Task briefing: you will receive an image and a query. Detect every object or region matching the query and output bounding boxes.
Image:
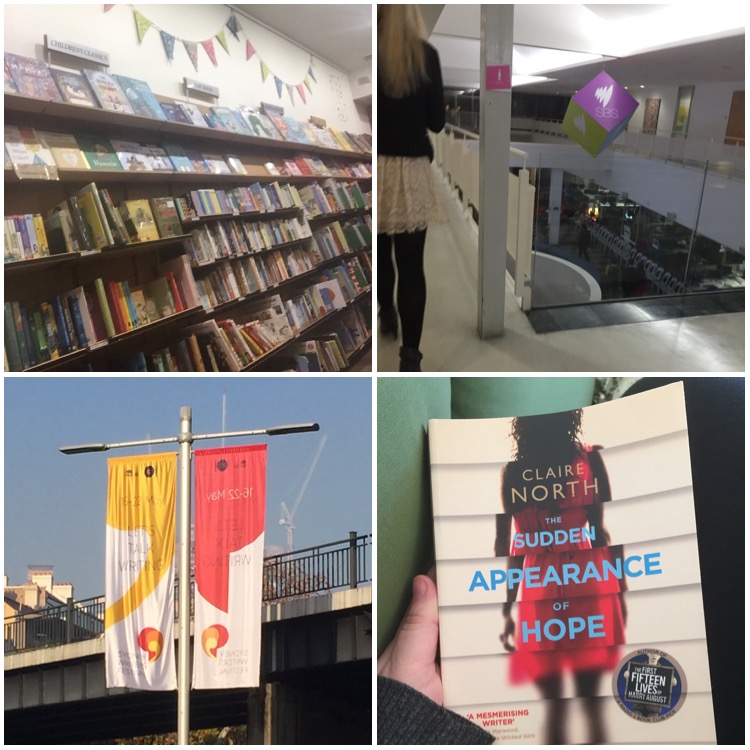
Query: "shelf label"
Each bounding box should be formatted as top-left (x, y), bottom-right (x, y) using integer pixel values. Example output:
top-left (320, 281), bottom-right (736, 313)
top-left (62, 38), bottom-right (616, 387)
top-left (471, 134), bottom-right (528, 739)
top-left (183, 78), bottom-right (220, 98)
top-left (45, 36), bottom-right (110, 66)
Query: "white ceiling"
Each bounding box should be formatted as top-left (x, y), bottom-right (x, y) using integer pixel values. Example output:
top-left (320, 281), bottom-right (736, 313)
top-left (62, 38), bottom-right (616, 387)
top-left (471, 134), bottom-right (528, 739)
top-left (230, 4), bottom-right (372, 74)
top-left (429, 4), bottom-right (745, 94)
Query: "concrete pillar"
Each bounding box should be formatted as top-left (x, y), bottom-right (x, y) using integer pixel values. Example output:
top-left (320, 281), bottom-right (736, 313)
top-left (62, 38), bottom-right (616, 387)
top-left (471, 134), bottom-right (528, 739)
top-left (246, 686), bottom-right (265, 744)
top-left (548, 169), bottom-right (564, 244)
top-left (478, 4), bottom-right (514, 338)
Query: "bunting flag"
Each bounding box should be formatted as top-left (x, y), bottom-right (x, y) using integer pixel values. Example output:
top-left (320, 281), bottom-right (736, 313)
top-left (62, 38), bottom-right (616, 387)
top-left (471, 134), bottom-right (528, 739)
top-left (105, 453), bottom-right (177, 690)
top-left (202, 39), bottom-right (218, 66)
top-left (304, 75), bottom-right (313, 95)
top-left (192, 445), bottom-right (267, 689)
top-left (226, 14), bottom-right (241, 41)
top-left (215, 29), bottom-right (230, 56)
top-left (104, 4), bottom-right (115, 12)
top-left (296, 83), bottom-right (307, 104)
top-left (134, 9), bottom-right (152, 44)
top-left (286, 84), bottom-right (295, 105)
top-left (260, 60), bottom-right (271, 83)
top-left (160, 30), bottom-right (176, 61)
top-left (274, 76), bottom-right (283, 99)
top-left (184, 40), bottom-right (199, 71)
top-left (246, 40), bottom-right (256, 61)
top-left (307, 65), bottom-right (317, 84)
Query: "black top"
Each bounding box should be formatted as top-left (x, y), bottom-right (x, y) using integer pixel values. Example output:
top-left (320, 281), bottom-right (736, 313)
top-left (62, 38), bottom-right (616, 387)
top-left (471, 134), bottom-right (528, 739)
top-left (377, 41), bottom-right (445, 159)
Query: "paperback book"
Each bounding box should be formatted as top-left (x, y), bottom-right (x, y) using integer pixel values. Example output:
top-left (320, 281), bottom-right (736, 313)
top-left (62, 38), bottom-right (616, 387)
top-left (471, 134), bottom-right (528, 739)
top-left (428, 383), bottom-right (716, 744)
top-left (82, 70), bottom-right (134, 114)
top-left (50, 68), bottom-right (97, 107)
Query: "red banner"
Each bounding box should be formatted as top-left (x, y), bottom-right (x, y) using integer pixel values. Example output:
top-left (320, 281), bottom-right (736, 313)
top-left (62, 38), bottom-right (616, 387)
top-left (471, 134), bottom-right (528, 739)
top-left (192, 445), bottom-right (267, 688)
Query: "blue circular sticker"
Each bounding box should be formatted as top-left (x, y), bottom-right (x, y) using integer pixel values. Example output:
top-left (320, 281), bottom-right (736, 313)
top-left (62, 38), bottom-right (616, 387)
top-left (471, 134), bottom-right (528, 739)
top-left (612, 648), bottom-right (687, 722)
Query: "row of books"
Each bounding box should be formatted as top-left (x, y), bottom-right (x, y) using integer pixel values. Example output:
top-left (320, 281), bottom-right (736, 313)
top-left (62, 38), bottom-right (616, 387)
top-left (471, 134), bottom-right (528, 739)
top-left (5, 52), bottom-right (371, 153)
top-left (297, 180), bottom-right (371, 220)
top-left (187, 215), bottom-right (311, 267)
top-left (4, 214), bottom-right (50, 261)
top-left (3, 255), bottom-right (198, 370)
top-left (4, 126), bottom-right (372, 182)
top-left (311, 218), bottom-right (372, 262)
top-left (174, 181), bottom-right (304, 222)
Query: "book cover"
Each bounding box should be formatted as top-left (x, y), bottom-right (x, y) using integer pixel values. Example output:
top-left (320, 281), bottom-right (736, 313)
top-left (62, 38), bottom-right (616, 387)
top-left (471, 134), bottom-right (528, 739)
top-left (4, 53), bottom-right (63, 102)
top-left (427, 383), bottom-right (716, 744)
top-left (49, 68), bottom-right (97, 107)
top-left (75, 182), bottom-right (112, 247)
top-left (36, 130), bottom-right (90, 171)
top-left (120, 199), bottom-right (160, 242)
top-left (237, 106), bottom-right (271, 138)
top-left (139, 144), bottom-right (174, 172)
top-left (149, 197), bottom-right (183, 238)
top-left (113, 75), bottom-right (167, 120)
top-left (75, 133), bottom-right (123, 171)
top-left (160, 101), bottom-right (192, 124)
top-left (109, 139), bottom-right (151, 171)
top-left (177, 101), bottom-right (208, 127)
top-left (4, 125), bottom-right (58, 179)
top-left (4, 59), bottom-right (18, 94)
top-left (82, 69), bottom-right (134, 113)
top-left (208, 107), bottom-right (252, 135)
top-left (201, 153), bottom-right (232, 175)
top-left (163, 142), bottom-right (193, 172)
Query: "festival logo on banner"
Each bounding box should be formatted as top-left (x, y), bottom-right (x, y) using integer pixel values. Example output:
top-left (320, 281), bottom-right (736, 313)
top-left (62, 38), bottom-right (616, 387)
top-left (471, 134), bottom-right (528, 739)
top-left (192, 445), bottom-right (267, 689)
top-left (105, 453), bottom-right (177, 690)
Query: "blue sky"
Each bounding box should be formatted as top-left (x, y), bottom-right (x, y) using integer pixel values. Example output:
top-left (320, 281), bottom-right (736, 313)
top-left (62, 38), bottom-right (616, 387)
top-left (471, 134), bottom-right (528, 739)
top-left (4, 376), bottom-right (372, 599)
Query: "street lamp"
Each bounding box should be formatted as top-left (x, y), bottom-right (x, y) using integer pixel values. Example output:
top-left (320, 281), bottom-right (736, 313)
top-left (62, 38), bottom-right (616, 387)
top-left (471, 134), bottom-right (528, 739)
top-left (60, 408), bottom-right (319, 745)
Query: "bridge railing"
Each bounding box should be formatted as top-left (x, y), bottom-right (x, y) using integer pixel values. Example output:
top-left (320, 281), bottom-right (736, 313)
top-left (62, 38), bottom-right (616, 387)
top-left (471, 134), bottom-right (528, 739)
top-left (4, 533), bottom-right (372, 655)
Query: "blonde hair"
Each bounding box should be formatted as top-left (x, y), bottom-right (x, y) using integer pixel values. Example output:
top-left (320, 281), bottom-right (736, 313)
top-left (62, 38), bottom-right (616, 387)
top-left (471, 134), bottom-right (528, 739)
top-left (378, 5), bottom-right (428, 99)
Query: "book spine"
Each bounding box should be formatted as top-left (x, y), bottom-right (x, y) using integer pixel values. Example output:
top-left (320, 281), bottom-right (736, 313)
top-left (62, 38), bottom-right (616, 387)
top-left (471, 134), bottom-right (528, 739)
top-left (94, 278), bottom-right (117, 338)
top-left (18, 304), bottom-right (38, 366)
top-left (4, 302), bottom-right (24, 372)
top-left (66, 293), bottom-right (89, 348)
top-left (10, 300), bottom-right (31, 370)
top-left (51, 295), bottom-right (73, 354)
top-left (68, 195), bottom-right (93, 250)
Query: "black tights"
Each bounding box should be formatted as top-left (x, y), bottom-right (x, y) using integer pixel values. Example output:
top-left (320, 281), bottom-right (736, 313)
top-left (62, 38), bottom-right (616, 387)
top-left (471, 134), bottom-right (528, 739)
top-left (377, 230), bottom-right (427, 350)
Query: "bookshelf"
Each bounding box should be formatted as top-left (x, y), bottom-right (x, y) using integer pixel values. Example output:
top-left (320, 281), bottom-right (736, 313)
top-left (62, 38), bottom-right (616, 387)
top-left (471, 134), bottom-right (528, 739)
top-left (4, 93), bottom-right (372, 372)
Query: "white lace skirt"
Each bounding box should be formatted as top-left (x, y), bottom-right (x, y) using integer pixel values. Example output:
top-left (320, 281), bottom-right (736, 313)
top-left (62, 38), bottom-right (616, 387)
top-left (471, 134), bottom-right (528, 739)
top-left (377, 155), bottom-right (447, 235)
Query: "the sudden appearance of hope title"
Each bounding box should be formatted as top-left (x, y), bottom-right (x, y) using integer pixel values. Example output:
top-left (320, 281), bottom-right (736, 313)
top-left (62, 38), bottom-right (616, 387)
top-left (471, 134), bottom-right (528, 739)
top-left (468, 459), bottom-right (662, 644)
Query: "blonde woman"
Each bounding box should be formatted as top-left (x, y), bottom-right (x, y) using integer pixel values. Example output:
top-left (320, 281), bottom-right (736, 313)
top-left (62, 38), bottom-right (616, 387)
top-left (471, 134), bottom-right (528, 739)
top-left (378, 5), bottom-right (446, 372)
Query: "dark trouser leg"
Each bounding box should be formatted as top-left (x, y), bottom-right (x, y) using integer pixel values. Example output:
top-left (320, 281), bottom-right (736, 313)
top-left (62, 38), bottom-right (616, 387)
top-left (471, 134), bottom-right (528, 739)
top-left (574, 670), bottom-right (605, 744)
top-left (393, 229), bottom-right (427, 350)
top-left (535, 673), bottom-right (567, 744)
top-left (377, 233), bottom-right (395, 312)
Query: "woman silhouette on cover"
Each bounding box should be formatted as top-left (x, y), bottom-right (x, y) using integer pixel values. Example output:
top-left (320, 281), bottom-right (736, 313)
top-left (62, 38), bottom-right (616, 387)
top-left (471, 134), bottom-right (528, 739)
top-left (495, 409), bottom-right (626, 744)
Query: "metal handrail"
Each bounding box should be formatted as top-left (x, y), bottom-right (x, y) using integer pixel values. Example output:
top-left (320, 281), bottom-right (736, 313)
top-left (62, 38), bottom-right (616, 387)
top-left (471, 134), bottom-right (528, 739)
top-left (4, 533), bottom-right (372, 655)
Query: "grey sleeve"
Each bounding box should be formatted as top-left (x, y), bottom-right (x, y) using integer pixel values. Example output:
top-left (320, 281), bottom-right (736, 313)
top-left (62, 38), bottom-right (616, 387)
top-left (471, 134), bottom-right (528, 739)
top-left (377, 676), bottom-right (495, 745)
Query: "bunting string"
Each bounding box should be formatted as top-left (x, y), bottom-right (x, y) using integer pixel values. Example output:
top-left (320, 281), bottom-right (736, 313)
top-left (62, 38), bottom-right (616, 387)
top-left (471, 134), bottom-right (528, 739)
top-left (117, 5), bottom-right (317, 103)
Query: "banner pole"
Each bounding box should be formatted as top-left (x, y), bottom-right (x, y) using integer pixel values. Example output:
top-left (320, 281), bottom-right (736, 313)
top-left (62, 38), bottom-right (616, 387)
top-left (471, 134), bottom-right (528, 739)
top-left (177, 406), bottom-right (193, 745)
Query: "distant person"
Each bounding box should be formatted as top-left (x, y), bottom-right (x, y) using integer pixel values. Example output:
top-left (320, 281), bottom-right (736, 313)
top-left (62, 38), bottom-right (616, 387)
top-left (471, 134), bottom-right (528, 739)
top-left (577, 219), bottom-right (591, 261)
top-left (377, 4), bottom-right (446, 372)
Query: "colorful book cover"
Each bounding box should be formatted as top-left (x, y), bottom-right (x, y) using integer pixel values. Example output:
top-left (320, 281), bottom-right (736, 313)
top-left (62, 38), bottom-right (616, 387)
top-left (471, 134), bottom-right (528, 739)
top-left (139, 144), bottom-right (173, 171)
top-left (113, 75), bottom-right (167, 120)
top-left (161, 101), bottom-right (192, 124)
top-left (4, 59), bottom-right (18, 93)
top-left (237, 106), bottom-right (271, 138)
top-left (110, 139), bottom-right (151, 171)
top-left (82, 69), bottom-right (134, 114)
top-left (182, 147), bottom-right (210, 174)
top-left (149, 197), bottom-right (183, 238)
top-left (75, 133), bottom-right (123, 171)
top-left (427, 383), bottom-right (716, 744)
top-left (120, 199), bottom-right (160, 242)
top-left (177, 102), bottom-right (208, 127)
top-left (209, 107), bottom-right (252, 135)
top-left (163, 142), bottom-right (193, 172)
top-left (49, 68), bottom-right (98, 107)
top-left (4, 53), bottom-right (63, 102)
top-left (4, 125), bottom-right (58, 179)
top-left (36, 130), bottom-right (90, 170)
top-left (201, 153), bottom-right (232, 175)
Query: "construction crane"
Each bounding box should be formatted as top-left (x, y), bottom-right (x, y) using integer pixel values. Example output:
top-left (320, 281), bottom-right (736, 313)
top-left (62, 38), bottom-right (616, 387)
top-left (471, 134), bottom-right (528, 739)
top-left (279, 435), bottom-right (327, 551)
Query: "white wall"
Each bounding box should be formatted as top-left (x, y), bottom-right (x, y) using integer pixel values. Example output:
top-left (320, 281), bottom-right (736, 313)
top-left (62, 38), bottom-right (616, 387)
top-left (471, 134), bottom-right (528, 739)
top-left (4, 4), bottom-right (369, 134)
top-left (629, 81), bottom-right (743, 141)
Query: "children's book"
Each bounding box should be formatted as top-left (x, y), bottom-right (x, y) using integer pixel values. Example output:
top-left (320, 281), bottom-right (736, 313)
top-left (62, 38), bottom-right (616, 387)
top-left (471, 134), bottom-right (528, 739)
top-left (50, 68), bottom-right (98, 107)
top-left (4, 53), bottom-right (63, 102)
top-left (427, 383), bottom-right (716, 744)
top-left (114, 75), bottom-right (167, 120)
top-left (82, 70), bottom-right (134, 114)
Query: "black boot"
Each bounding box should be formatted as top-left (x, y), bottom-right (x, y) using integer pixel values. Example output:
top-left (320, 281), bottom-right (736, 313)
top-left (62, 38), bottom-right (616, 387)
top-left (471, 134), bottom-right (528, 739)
top-left (379, 307), bottom-right (399, 340)
top-left (399, 346), bottom-right (423, 372)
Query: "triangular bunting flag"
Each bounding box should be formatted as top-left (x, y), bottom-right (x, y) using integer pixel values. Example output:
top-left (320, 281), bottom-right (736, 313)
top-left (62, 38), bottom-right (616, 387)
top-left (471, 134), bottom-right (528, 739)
top-left (215, 29), bottom-right (230, 56)
top-left (202, 39), bottom-right (218, 67)
top-left (104, 4), bottom-right (115, 12)
top-left (184, 41), bottom-right (199, 71)
top-left (304, 76), bottom-right (313, 94)
top-left (308, 65), bottom-right (317, 84)
top-left (246, 40), bottom-right (256, 61)
top-left (226, 14), bottom-right (241, 41)
top-left (286, 84), bottom-right (295, 105)
top-left (296, 83), bottom-right (307, 104)
top-left (161, 31), bottom-right (176, 61)
top-left (274, 76), bottom-right (283, 99)
top-left (260, 60), bottom-right (271, 83)
top-left (134, 9), bottom-right (152, 44)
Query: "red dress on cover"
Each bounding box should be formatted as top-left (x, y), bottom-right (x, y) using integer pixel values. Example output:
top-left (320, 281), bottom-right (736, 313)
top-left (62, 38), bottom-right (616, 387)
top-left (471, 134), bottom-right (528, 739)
top-left (506, 447), bottom-right (624, 682)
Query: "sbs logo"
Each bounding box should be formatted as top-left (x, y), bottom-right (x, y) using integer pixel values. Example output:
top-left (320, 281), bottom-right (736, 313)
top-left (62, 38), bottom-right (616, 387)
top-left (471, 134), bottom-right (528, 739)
top-left (594, 84), bottom-right (618, 119)
top-left (573, 114), bottom-right (586, 135)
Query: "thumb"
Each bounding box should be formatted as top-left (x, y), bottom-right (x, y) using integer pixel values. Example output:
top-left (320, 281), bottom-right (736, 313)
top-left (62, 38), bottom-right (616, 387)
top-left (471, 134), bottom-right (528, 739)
top-left (394, 574), bottom-right (439, 664)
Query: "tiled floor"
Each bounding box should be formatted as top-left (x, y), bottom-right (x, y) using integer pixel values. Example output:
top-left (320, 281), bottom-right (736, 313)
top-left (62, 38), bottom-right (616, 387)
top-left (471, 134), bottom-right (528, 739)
top-left (376, 175), bottom-right (745, 374)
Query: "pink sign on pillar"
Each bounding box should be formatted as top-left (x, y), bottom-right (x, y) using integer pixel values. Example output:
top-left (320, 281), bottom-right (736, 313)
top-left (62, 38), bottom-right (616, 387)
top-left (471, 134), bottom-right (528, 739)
top-left (486, 64), bottom-right (511, 90)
